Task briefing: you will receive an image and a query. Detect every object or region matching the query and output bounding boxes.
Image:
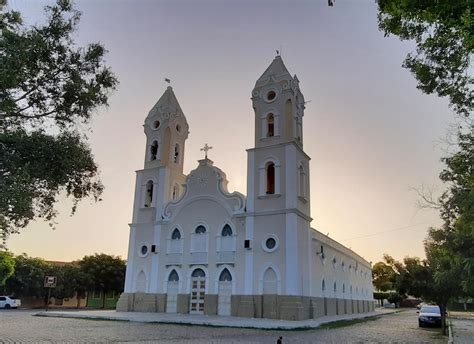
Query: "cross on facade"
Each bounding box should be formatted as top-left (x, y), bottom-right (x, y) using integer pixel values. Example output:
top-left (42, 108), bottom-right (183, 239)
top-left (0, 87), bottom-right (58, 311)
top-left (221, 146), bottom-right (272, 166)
top-left (200, 143), bottom-right (212, 159)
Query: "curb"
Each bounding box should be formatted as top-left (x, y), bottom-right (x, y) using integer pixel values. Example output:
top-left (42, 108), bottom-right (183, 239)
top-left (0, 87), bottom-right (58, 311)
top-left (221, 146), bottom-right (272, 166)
top-left (34, 309), bottom-right (398, 331)
top-left (448, 320), bottom-right (454, 344)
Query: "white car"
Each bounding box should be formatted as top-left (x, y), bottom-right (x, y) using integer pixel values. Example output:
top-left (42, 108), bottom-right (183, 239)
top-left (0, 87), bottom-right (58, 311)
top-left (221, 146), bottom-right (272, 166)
top-left (0, 296), bottom-right (21, 309)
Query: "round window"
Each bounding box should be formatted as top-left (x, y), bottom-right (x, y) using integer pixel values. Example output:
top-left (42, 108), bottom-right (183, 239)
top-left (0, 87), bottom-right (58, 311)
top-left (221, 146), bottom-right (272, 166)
top-left (153, 120), bottom-right (160, 129)
top-left (266, 238), bottom-right (276, 250)
top-left (140, 245), bottom-right (148, 256)
top-left (266, 90), bottom-right (276, 101)
top-left (262, 235), bottom-right (279, 252)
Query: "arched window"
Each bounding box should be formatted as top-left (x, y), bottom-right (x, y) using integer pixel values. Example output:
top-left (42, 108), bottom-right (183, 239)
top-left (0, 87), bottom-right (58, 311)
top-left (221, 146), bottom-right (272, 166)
top-left (322, 279), bottom-right (326, 291)
top-left (267, 114), bottom-right (274, 137)
top-left (333, 281), bottom-right (337, 292)
top-left (191, 268), bottom-right (205, 278)
top-left (343, 283), bottom-right (345, 293)
top-left (150, 141), bottom-right (158, 161)
top-left (171, 228), bottom-right (181, 240)
top-left (172, 184), bottom-right (179, 200)
top-left (298, 164), bottom-right (305, 197)
top-left (266, 162), bottom-right (275, 194)
top-left (221, 224), bottom-right (232, 237)
top-left (195, 225), bottom-right (206, 234)
top-left (350, 285), bottom-right (353, 294)
top-left (168, 269), bottom-right (179, 282)
top-left (219, 268), bottom-right (232, 281)
top-left (174, 144), bottom-right (180, 163)
top-left (145, 180), bottom-right (154, 207)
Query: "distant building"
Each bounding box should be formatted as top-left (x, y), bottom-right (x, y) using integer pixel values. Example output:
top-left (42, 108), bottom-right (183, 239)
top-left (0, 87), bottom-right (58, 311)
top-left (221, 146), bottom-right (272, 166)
top-left (117, 56), bottom-right (374, 320)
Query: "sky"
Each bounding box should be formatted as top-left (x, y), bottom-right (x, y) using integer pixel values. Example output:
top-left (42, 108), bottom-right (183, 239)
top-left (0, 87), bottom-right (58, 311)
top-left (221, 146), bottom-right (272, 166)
top-left (6, 0), bottom-right (455, 264)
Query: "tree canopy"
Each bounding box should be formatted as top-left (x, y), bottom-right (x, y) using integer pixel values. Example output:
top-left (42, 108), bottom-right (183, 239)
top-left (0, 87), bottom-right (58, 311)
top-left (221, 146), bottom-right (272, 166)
top-left (378, 0), bottom-right (473, 117)
top-left (372, 259), bottom-right (397, 292)
top-left (0, 0), bottom-right (117, 244)
top-left (79, 253), bottom-right (126, 295)
top-left (0, 251), bottom-right (15, 287)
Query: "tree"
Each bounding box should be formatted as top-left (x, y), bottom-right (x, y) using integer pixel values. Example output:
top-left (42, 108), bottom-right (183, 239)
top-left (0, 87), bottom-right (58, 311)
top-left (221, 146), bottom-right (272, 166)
top-left (388, 253), bottom-right (463, 335)
top-left (4, 254), bottom-right (52, 299)
top-left (372, 258), bottom-right (398, 307)
top-left (0, 0), bottom-right (118, 244)
top-left (432, 129), bottom-right (474, 295)
top-left (79, 253), bottom-right (126, 308)
top-left (0, 251), bottom-right (15, 288)
top-left (49, 263), bottom-right (88, 307)
top-left (373, 291), bottom-right (391, 308)
top-left (378, 0), bottom-right (473, 117)
top-left (372, 260), bottom-right (397, 292)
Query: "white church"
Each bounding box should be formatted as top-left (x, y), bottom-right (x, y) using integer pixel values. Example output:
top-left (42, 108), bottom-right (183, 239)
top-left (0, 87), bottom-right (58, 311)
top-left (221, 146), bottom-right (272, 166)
top-left (117, 56), bottom-right (375, 320)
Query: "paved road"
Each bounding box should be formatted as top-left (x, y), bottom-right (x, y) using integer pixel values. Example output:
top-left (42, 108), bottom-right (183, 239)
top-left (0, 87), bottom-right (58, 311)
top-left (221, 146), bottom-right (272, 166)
top-left (0, 309), bottom-right (445, 343)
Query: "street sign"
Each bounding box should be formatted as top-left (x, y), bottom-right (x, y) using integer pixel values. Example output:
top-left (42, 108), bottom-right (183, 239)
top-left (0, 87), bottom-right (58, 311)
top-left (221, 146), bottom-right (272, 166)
top-left (44, 276), bottom-right (57, 288)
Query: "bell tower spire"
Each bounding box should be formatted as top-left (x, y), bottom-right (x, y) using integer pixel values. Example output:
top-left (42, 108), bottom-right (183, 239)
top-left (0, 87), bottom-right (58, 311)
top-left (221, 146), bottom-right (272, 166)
top-left (144, 86), bottom-right (189, 171)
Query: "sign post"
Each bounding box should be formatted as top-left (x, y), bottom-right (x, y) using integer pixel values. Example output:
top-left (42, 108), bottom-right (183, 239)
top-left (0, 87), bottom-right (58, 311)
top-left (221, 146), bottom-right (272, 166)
top-left (44, 276), bottom-right (57, 312)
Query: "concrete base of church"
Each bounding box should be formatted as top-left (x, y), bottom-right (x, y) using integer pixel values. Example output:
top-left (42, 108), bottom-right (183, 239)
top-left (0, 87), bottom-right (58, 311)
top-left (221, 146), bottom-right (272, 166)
top-left (116, 293), bottom-right (166, 313)
top-left (117, 293), bottom-right (375, 321)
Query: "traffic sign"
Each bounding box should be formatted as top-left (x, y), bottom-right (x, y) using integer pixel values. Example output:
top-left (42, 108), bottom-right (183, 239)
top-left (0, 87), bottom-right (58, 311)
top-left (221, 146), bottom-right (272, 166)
top-left (44, 276), bottom-right (57, 288)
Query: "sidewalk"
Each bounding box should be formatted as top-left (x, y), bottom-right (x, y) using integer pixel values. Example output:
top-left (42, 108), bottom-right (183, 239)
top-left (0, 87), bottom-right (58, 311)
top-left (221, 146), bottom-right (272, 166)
top-left (451, 318), bottom-right (474, 344)
top-left (35, 308), bottom-right (397, 330)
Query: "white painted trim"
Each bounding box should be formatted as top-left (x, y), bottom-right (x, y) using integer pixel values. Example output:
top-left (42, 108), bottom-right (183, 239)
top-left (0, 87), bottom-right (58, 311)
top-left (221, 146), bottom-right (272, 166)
top-left (246, 151), bottom-right (255, 211)
top-left (285, 144), bottom-right (296, 208)
top-left (285, 213), bottom-right (298, 295)
top-left (258, 156), bottom-right (281, 196)
top-left (258, 264), bottom-right (282, 295)
top-left (261, 234), bottom-right (279, 253)
top-left (124, 225), bottom-right (136, 293)
top-left (134, 269), bottom-right (149, 293)
top-left (149, 224), bottom-right (161, 293)
top-left (187, 265), bottom-right (209, 294)
top-left (163, 267), bottom-right (183, 294)
top-left (244, 216), bottom-right (254, 295)
top-left (214, 265), bottom-right (236, 294)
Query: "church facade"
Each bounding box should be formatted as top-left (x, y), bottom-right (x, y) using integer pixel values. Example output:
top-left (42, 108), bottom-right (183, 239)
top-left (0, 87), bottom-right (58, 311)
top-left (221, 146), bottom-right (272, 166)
top-left (116, 56), bottom-right (375, 320)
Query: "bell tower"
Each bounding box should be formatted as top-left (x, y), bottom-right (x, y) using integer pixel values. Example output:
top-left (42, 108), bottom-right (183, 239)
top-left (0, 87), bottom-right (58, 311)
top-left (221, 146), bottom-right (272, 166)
top-left (123, 86), bottom-right (189, 293)
top-left (141, 86), bottom-right (189, 209)
top-left (247, 55), bottom-right (310, 215)
top-left (245, 55), bottom-right (312, 296)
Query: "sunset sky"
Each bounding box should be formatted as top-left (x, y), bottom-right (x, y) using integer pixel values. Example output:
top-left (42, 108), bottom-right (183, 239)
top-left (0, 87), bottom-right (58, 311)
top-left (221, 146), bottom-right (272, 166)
top-left (7, 0), bottom-right (455, 264)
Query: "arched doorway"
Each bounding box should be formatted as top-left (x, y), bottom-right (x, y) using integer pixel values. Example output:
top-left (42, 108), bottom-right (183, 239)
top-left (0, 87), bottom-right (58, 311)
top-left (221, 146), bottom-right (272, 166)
top-left (190, 268), bottom-right (206, 314)
top-left (166, 270), bottom-right (179, 313)
top-left (218, 268), bottom-right (232, 316)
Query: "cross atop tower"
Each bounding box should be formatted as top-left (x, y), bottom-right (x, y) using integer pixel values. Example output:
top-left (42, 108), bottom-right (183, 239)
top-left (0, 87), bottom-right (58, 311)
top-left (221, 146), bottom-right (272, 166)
top-left (200, 143), bottom-right (213, 159)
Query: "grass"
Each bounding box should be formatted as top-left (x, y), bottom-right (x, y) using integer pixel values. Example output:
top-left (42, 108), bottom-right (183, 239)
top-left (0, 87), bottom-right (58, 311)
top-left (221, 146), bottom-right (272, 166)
top-left (318, 315), bottom-right (380, 330)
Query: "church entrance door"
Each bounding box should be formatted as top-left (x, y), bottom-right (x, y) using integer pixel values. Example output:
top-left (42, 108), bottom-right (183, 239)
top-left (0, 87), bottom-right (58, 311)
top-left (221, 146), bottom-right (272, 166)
top-left (166, 270), bottom-right (179, 313)
top-left (190, 269), bottom-right (206, 314)
top-left (217, 268), bottom-right (232, 316)
top-left (166, 281), bottom-right (179, 313)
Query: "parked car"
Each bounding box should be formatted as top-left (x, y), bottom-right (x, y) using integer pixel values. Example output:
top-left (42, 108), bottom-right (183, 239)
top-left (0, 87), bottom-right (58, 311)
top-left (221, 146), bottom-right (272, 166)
top-left (418, 305), bottom-right (442, 327)
top-left (0, 296), bottom-right (21, 309)
top-left (416, 302), bottom-right (426, 310)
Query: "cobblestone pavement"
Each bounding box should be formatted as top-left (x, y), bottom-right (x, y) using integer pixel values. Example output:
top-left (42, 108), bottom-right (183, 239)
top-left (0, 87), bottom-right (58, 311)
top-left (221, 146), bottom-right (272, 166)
top-left (0, 309), bottom-right (445, 343)
top-left (451, 318), bottom-right (474, 344)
